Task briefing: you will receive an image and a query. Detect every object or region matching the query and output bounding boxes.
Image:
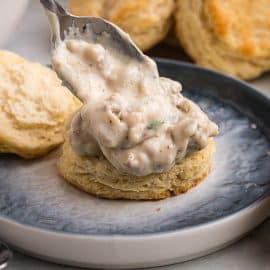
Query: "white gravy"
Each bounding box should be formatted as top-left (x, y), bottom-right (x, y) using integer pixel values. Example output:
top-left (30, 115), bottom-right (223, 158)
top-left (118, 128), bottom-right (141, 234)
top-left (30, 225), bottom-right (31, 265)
top-left (52, 39), bottom-right (218, 176)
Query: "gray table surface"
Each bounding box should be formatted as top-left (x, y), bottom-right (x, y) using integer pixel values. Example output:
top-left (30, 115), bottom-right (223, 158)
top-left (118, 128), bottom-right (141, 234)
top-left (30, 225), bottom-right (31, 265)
top-left (3, 1), bottom-right (270, 269)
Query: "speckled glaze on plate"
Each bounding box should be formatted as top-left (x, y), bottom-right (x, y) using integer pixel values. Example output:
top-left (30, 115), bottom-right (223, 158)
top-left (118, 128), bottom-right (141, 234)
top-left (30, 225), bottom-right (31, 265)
top-left (0, 59), bottom-right (270, 269)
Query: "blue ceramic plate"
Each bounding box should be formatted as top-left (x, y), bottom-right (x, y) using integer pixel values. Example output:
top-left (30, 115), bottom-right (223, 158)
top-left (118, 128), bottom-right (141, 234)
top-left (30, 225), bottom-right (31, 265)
top-left (0, 59), bottom-right (269, 269)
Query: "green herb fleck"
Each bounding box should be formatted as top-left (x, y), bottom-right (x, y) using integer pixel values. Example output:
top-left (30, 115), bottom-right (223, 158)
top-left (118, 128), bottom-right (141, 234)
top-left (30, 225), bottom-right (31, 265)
top-left (147, 120), bottom-right (164, 130)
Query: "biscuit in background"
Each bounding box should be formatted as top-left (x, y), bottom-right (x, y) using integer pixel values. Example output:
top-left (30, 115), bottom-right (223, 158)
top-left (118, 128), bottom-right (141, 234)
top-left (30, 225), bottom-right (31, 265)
top-left (69, 0), bottom-right (175, 51)
top-left (0, 50), bottom-right (81, 158)
top-left (175, 0), bottom-right (270, 79)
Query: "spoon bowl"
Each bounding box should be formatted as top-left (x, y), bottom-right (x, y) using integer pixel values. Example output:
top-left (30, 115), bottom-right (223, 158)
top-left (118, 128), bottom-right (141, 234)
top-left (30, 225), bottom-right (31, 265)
top-left (40, 0), bottom-right (144, 61)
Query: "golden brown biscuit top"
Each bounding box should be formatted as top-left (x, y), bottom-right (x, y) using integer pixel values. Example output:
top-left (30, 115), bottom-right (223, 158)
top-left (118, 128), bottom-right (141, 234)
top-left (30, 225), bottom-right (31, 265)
top-left (0, 50), bottom-right (80, 128)
top-left (69, 0), bottom-right (173, 30)
top-left (69, 0), bottom-right (174, 50)
top-left (204, 0), bottom-right (270, 58)
top-left (69, 0), bottom-right (105, 17)
top-left (103, 0), bottom-right (172, 33)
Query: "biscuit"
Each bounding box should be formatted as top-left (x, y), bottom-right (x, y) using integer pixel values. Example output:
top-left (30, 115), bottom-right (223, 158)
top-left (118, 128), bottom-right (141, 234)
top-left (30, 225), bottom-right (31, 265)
top-left (69, 0), bottom-right (175, 51)
top-left (58, 137), bottom-right (215, 200)
top-left (175, 0), bottom-right (270, 79)
top-left (0, 50), bottom-right (81, 158)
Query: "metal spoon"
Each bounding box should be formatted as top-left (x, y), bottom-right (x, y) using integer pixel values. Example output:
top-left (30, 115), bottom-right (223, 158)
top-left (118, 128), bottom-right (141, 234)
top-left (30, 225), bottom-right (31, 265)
top-left (40, 0), bottom-right (144, 60)
top-left (0, 242), bottom-right (12, 269)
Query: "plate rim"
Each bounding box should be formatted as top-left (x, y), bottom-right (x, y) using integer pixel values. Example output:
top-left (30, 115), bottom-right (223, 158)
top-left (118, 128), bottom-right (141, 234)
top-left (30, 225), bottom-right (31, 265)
top-left (154, 57), bottom-right (270, 104)
top-left (0, 192), bottom-right (269, 239)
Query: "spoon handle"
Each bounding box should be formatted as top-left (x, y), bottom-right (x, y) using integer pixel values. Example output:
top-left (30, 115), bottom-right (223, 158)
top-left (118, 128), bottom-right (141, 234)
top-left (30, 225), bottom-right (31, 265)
top-left (0, 242), bottom-right (12, 269)
top-left (40, 0), bottom-right (67, 15)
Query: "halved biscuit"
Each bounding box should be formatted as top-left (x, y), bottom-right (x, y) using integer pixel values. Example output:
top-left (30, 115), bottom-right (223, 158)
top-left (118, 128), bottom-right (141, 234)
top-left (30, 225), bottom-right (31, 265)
top-left (0, 50), bottom-right (82, 158)
top-left (58, 138), bottom-right (215, 200)
top-left (175, 0), bottom-right (270, 79)
top-left (69, 0), bottom-right (175, 51)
